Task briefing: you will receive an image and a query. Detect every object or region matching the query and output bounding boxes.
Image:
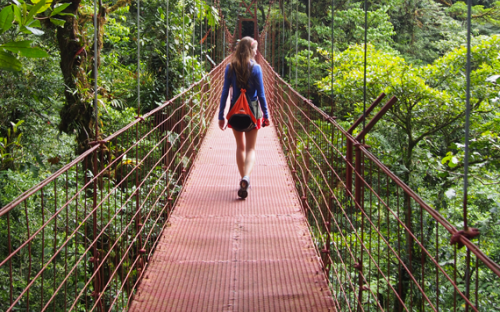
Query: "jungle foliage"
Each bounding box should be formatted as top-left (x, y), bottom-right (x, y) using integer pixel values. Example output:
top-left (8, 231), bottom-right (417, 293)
top-left (262, 0), bottom-right (500, 310)
top-left (1, 0), bottom-right (500, 310)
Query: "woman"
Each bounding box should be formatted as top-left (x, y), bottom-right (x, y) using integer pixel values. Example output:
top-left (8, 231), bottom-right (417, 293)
top-left (218, 37), bottom-right (270, 199)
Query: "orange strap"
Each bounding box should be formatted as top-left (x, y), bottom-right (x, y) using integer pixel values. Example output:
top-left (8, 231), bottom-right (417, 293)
top-left (226, 89), bottom-right (258, 124)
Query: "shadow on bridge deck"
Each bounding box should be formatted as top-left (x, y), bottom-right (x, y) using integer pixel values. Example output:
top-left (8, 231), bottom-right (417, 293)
top-left (129, 112), bottom-right (335, 311)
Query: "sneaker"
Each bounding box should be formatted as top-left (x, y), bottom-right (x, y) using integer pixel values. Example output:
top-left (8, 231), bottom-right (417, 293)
top-left (238, 176), bottom-right (250, 199)
top-left (240, 176), bottom-right (250, 189)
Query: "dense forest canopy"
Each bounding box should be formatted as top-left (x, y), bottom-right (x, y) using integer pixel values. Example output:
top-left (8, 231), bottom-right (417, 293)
top-left (1, 0), bottom-right (500, 309)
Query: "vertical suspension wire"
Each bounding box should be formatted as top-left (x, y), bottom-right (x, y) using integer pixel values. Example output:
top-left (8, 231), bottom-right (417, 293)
top-left (271, 8), bottom-right (274, 68)
top-left (463, 0), bottom-right (472, 231)
top-left (331, 0), bottom-right (334, 116)
top-left (93, 0), bottom-right (98, 135)
top-left (288, 0), bottom-right (291, 81)
top-left (277, 0), bottom-right (280, 75)
top-left (265, 32), bottom-right (267, 58)
top-left (182, 0), bottom-right (185, 88)
top-left (200, 0), bottom-right (203, 69)
top-left (222, 4), bottom-right (225, 60)
top-left (134, 0), bottom-right (142, 301)
top-left (295, 0), bottom-right (298, 88)
top-left (92, 0), bottom-right (99, 304)
top-left (192, 4), bottom-right (195, 73)
top-left (307, 0), bottom-right (310, 98)
top-left (464, 0), bottom-right (473, 309)
top-left (282, 0), bottom-right (285, 78)
top-left (362, 0), bottom-right (368, 130)
top-left (166, 0), bottom-right (170, 99)
top-left (210, 0), bottom-right (214, 62)
top-left (137, 0), bottom-right (141, 115)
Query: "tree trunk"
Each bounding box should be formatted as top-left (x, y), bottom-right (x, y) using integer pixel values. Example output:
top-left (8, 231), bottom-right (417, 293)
top-left (57, 0), bottom-right (106, 154)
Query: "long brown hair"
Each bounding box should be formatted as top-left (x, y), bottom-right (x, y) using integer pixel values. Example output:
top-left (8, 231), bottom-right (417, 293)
top-left (229, 36), bottom-right (256, 88)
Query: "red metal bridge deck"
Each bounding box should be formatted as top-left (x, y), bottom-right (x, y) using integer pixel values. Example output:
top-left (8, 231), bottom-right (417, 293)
top-left (129, 113), bottom-right (335, 311)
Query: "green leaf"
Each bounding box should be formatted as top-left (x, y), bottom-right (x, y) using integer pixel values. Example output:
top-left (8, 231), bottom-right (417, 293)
top-left (53, 12), bottom-right (74, 17)
top-left (22, 47), bottom-right (48, 58)
top-left (1, 41), bottom-right (49, 58)
top-left (25, 26), bottom-right (44, 35)
top-left (28, 19), bottom-right (41, 27)
top-left (50, 2), bottom-right (70, 16)
top-left (26, 0), bottom-right (45, 23)
top-left (2, 40), bottom-right (31, 48)
top-left (0, 51), bottom-right (22, 72)
top-left (31, 0), bottom-right (52, 14)
top-left (0, 5), bottom-right (15, 33)
top-left (49, 18), bottom-right (65, 27)
top-left (13, 4), bottom-right (22, 24)
top-left (22, 2), bottom-right (27, 23)
top-left (449, 156), bottom-right (459, 168)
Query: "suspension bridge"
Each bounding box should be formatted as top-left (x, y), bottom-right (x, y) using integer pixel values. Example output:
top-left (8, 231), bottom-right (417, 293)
top-left (1, 0), bottom-right (499, 311)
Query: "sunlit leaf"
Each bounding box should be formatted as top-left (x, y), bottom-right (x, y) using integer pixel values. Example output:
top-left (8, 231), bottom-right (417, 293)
top-left (26, 0), bottom-right (45, 23)
top-left (25, 26), bottom-right (44, 35)
top-left (31, 0), bottom-right (52, 13)
top-left (486, 75), bottom-right (500, 83)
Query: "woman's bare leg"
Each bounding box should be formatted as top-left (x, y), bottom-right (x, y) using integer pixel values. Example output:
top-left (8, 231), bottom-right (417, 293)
top-left (232, 129), bottom-right (246, 178)
top-left (243, 129), bottom-right (258, 177)
top-left (232, 128), bottom-right (259, 178)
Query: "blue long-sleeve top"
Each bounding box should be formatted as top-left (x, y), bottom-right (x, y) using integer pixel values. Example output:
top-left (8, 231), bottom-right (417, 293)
top-left (219, 62), bottom-right (269, 121)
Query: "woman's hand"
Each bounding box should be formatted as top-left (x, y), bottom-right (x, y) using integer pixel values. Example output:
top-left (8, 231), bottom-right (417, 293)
top-left (262, 118), bottom-right (271, 127)
top-left (219, 119), bottom-right (227, 130)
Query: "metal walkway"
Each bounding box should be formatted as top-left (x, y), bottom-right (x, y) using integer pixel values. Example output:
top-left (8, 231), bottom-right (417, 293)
top-left (129, 113), bottom-right (335, 311)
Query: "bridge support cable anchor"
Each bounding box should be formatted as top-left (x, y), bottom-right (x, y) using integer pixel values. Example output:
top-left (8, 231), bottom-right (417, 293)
top-left (347, 93), bottom-right (386, 135)
top-left (345, 95), bottom-right (397, 201)
top-left (450, 228), bottom-right (480, 249)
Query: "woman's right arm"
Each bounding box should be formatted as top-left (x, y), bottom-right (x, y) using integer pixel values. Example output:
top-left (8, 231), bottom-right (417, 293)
top-left (219, 65), bottom-right (231, 121)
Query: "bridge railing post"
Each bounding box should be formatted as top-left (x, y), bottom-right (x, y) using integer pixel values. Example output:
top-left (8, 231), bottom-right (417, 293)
top-left (346, 140), bottom-right (353, 202)
top-left (303, 146), bottom-right (310, 218)
top-left (321, 196), bottom-right (333, 280)
top-left (354, 142), bottom-right (366, 312)
top-left (346, 93), bottom-right (387, 205)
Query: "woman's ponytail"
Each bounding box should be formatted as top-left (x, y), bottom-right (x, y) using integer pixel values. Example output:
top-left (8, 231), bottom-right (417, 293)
top-left (229, 37), bottom-right (256, 89)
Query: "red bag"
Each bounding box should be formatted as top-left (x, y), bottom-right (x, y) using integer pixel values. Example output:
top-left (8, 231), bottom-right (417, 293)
top-left (226, 89), bottom-right (259, 132)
